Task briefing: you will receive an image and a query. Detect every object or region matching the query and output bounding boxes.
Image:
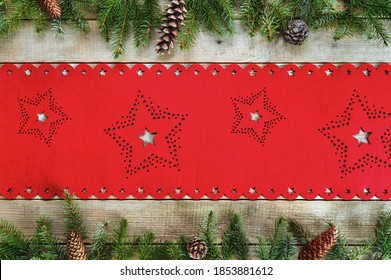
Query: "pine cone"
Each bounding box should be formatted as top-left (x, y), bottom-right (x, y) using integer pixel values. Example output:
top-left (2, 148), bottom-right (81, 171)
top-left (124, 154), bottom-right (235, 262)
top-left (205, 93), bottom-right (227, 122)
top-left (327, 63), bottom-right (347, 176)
top-left (156, 0), bottom-right (187, 54)
top-left (187, 237), bottom-right (207, 260)
top-left (284, 19), bottom-right (309, 45)
top-left (41, 0), bottom-right (62, 19)
top-left (298, 226), bottom-right (337, 260)
top-left (67, 231), bottom-right (88, 260)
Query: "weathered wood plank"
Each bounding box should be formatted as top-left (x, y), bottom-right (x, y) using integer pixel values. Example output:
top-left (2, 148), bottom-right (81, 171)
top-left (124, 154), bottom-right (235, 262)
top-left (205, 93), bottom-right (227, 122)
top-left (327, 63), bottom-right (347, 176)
top-left (0, 21), bottom-right (391, 63)
top-left (0, 200), bottom-right (389, 244)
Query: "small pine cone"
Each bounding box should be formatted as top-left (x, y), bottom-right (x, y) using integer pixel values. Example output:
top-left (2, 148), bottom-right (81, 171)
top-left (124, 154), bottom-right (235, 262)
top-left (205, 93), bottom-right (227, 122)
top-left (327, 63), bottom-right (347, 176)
top-left (156, 0), bottom-right (187, 54)
top-left (284, 19), bottom-right (309, 45)
top-left (41, 0), bottom-right (62, 19)
top-left (187, 237), bottom-right (207, 260)
top-left (298, 226), bottom-right (337, 260)
top-left (67, 231), bottom-right (88, 260)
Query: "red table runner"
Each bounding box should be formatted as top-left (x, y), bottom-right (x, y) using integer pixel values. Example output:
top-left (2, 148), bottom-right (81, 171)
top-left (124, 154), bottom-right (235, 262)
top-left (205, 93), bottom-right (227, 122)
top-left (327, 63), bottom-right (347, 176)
top-left (1, 64), bottom-right (391, 200)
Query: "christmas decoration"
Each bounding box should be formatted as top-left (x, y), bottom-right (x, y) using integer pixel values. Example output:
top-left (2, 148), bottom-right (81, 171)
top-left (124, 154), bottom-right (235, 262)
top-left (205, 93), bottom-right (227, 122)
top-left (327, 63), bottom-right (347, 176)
top-left (67, 230), bottom-right (88, 260)
top-left (187, 237), bottom-right (207, 260)
top-left (1, 195), bottom-right (390, 260)
top-left (284, 19), bottom-right (309, 45)
top-left (298, 226), bottom-right (338, 260)
top-left (41, 0), bottom-right (62, 19)
top-left (1, 64), bottom-right (391, 200)
top-left (1, 1), bottom-right (391, 57)
top-left (156, 0), bottom-right (187, 54)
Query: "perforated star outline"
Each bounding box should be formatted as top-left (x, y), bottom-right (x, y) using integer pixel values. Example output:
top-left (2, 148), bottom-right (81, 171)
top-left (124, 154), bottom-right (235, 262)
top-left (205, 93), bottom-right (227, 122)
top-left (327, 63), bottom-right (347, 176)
top-left (17, 88), bottom-right (71, 146)
top-left (104, 93), bottom-right (188, 177)
top-left (319, 91), bottom-right (391, 178)
top-left (231, 88), bottom-right (285, 145)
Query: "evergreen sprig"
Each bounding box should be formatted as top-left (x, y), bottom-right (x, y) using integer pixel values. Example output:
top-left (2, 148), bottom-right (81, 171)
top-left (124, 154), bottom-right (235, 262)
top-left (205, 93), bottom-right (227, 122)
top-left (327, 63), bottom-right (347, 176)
top-left (371, 210), bottom-right (391, 259)
top-left (112, 217), bottom-right (133, 260)
top-left (256, 216), bottom-right (296, 260)
top-left (31, 216), bottom-right (65, 260)
top-left (90, 220), bottom-right (112, 260)
top-left (287, 218), bottom-right (312, 244)
top-left (133, 0), bottom-right (161, 48)
top-left (0, 0), bottom-right (91, 38)
top-left (62, 191), bottom-right (87, 241)
top-left (165, 234), bottom-right (190, 260)
top-left (221, 213), bottom-right (250, 260)
top-left (178, 0), bottom-right (235, 50)
top-left (0, 219), bottom-right (32, 259)
top-left (199, 210), bottom-right (221, 260)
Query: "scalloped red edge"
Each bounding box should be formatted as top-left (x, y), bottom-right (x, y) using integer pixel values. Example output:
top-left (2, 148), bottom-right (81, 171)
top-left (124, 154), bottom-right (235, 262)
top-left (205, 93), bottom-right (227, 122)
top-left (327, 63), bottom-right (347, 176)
top-left (1, 63), bottom-right (391, 200)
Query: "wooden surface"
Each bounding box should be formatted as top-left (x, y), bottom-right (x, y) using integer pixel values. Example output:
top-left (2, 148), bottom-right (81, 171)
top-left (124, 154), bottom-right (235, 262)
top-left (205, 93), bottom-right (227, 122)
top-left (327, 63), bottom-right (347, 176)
top-left (0, 21), bottom-right (391, 63)
top-left (0, 20), bottom-right (391, 249)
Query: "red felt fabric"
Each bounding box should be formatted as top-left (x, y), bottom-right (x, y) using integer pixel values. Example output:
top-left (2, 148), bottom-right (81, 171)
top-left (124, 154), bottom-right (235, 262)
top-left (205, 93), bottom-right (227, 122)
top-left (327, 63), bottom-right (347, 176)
top-left (0, 64), bottom-right (390, 200)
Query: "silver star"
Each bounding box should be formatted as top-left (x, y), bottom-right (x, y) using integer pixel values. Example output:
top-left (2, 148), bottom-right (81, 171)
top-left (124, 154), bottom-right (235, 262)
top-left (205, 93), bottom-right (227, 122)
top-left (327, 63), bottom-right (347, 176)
top-left (37, 112), bottom-right (48, 123)
top-left (139, 128), bottom-right (156, 147)
top-left (353, 127), bottom-right (372, 146)
top-left (250, 111), bottom-right (262, 123)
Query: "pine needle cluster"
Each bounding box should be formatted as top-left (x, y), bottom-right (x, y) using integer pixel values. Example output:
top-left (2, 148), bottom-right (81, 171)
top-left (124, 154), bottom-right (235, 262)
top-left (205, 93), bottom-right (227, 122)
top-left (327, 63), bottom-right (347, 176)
top-left (177, 0), bottom-right (235, 50)
top-left (96, 0), bottom-right (161, 58)
top-left (256, 216), bottom-right (296, 260)
top-left (0, 0), bottom-right (92, 38)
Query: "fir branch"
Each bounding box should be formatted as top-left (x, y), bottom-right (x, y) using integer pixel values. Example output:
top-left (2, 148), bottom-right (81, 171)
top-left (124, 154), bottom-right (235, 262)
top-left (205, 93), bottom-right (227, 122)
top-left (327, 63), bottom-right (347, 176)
top-left (31, 216), bottom-right (65, 260)
top-left (90, 220), bottom-right (112, 260)
top-left (136, 231), bottom-right (168, 260)
top-left (96, 0), bottom-right (117, 41)
top-left (62, 191), bottom-right (87, 240)
top-left (29, 3), bottom-right (50, 34)
top-left (240, 0), bottom-right (266, 37)
top-left (0, 0), bottom-right (30, 37)
top-left (256, 216), bottom-right (294, 260)
top-left (371, 210), bottom-right (391, 260)
top-left (349, 234), bottom-right (375, 260)
top-left (133, 0), bottom-right (161, 48)
top-left (200, 211), bottom-right (220, 260)
top-left (255, 236), bottom-right (269, 260)
top-left (112, 218), bottom-right (133, 260)
top-left (165, 241), bottom-right (183, 260)
top-left (268, 216), bottom-right (288, 259)
top-left (60, 0), bottom-right (90, 33)
top-left (287, 218), bottom-right (312, 244)
top-left (165, 234), bottom-right (191, 260)
top-left (178, 9), bottom-right (199, 50)
top-left (51, 18), bottom-right (65, 35)
top-left (0, 219), bottom-right (31, 259)
top-left (221, 213), bottom-right (249, 260)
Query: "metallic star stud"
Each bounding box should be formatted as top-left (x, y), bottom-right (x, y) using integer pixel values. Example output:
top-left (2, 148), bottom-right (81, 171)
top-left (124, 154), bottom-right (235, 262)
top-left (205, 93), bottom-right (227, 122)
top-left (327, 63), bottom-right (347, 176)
top-left (139, 128), bottom-right (156, 147)
top-left (250, 111), bottom-right (262, 123)
top-left (37, 112), bottom-right (48, 123)
top-left (353, 127), bottom-right (372, 146)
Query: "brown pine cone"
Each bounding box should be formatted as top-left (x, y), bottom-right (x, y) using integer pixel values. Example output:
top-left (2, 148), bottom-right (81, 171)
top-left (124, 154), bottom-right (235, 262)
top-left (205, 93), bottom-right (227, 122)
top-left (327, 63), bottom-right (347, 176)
top-left (187, 236), bottom-right (207, 260)
top-left (41, 0), bottom-right (62, 19)
top-left (298, 226), bottom-right (337, 260)
top-left (156, 0), bottom-right (187, 54)
top-left (67, 230), bottom-right (88, 260)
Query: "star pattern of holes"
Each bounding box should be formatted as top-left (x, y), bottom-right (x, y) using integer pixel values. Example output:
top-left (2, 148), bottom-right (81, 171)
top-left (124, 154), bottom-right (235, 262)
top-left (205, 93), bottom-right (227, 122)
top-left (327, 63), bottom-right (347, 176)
top-left (104, 93), bottom-right (188, 177)
top-left (17, 88), bottom-right (71, 146)
top-left (231, 88), bottom-right (285, 146)
top-left (318, 91), bottom-right (391, 178)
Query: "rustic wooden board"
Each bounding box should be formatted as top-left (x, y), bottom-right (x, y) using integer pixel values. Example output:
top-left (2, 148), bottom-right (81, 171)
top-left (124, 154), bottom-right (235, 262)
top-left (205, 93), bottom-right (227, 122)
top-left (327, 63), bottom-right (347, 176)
top-left (0, 200), bottom-right (388, 244)
top-left (0, 21), bottom-right (391, 63)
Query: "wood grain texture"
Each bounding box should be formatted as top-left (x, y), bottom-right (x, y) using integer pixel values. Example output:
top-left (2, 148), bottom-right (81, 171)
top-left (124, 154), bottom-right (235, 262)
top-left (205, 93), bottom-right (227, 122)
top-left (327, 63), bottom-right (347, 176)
top-left (0, 21), bottom-right (391, 63)
top-left (0, 200), bottom-right (389, 244)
